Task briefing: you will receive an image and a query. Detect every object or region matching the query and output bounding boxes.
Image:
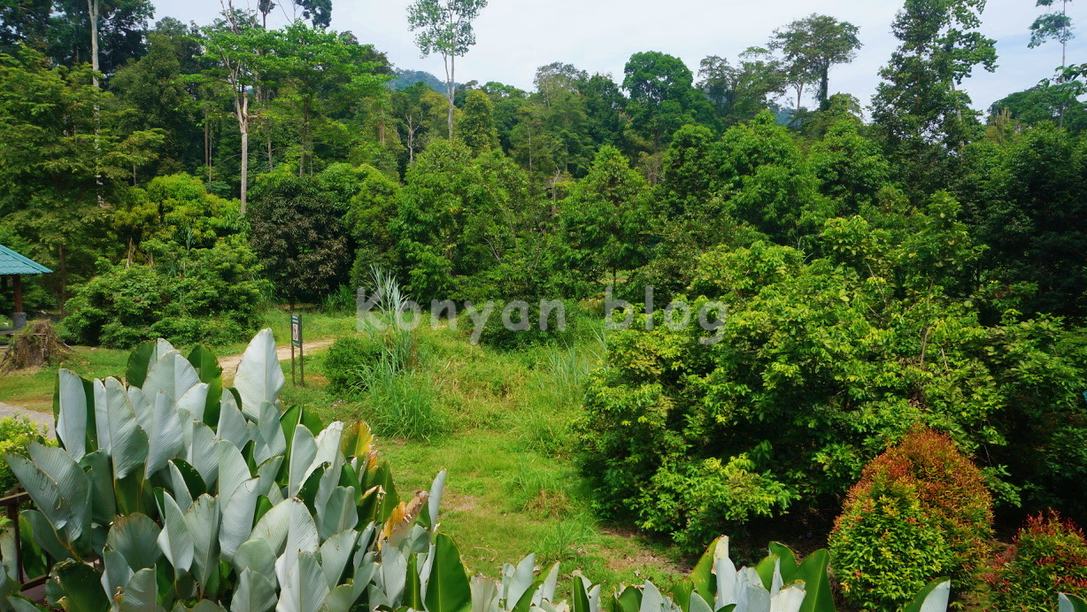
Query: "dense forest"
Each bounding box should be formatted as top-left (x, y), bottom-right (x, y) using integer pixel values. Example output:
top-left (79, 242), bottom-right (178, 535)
top-left (1, 0), bottom-right (1087, 608)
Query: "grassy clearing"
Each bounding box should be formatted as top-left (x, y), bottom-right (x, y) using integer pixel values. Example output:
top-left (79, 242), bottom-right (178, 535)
top-left (1, 307), bottom-right (687, 590)
top-left (283, 322), bottom-right (688, 592)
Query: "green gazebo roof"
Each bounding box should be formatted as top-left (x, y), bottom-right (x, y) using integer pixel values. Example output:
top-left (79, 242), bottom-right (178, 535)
top-left (0, 244), bottom-right (51, 276)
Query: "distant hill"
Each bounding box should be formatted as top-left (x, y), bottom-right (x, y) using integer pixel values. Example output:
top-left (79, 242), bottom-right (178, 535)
top-left (390, 69), bottom-right (449, 93)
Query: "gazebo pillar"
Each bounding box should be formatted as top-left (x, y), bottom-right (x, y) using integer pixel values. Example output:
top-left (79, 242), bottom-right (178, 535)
top-left (12, 275), bottom-right (25, 330)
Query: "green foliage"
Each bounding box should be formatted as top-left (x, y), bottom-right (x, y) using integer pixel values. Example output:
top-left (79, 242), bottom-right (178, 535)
top-left (957, 123), bottom-right (1087, 317)
top-left (62, 236), bottom-right (270, 347)
top-left (0, 417), bottom-right (49, 493)
top-left (364, 369), bottom-right (446, 441)
top-left (559, 145), bottom-right (651, 290)
top-left (459, 89), bottom-right (500, 155)
top-left (248, 167), bottom-right (354, 305)
top-left (830, 474), bottom-right (955, 610)
top-left (872, 0), bottom-right (997, 195)
top-left (580, 196), bottom-right (1087, 549)
top-left (989, 512), bottom-right (1087, 611)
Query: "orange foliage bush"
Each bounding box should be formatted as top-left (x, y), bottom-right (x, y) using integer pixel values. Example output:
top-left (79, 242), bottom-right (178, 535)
top-left (855, 428), bottom-right (994, 577)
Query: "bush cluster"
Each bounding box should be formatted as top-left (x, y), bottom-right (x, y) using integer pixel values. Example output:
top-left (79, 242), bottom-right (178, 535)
top-left (988, 512), bottom-right (1087, 610)
top-left (62, 237), bottom-right (270, 348)
top-left (828, 430), bottom-right (993, 609)
top-left (0, 417), bottom-right (49, 493)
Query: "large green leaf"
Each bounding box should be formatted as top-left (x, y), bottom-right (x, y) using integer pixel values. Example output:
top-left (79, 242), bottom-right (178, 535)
top-left (316, 486), bottom-right (357, 541)
top-left (572, 578), bottom-right (592, 612)
top-left (101, 549), bottom-right (133, 603)
top-left (318, 529), bottom-right (358, 589)
top-left (253, 402), bottom-right (286, 465)
top-left (274, 499), bottom-right (320, 589)
top-left (794, 550), bottom-right (833, 612)
top-left (902, 579), bottom-right (949, 612)
top-left (106, 381), bottom-right (148, 481)
top-left (80, 450), bottom-right (116, 524)
top-left (249, 497), bottom-right (294, 556)
top-left (1061, 593), bottom-right (1087, 612)
top-left (216, 393), bottom-right (250, 449)
top-left (219, 477), bottom-right (260, 561)
top-left (106, 514), bottom-right (162, 571)
top-left (55, 559), bottom-right (109, 612)
top-left (424, 534), bottom-right (472, 612)
top-left (231, 568), bottom-right (276, 612)
top-left (143, 351), bottom-right (201, 405)
top-left (187, 346), bottom-right (223, 385)
top-left (56, 369), bottom-right (88, 460)
top-left (184, 495), bottom-right (221, 590)
top-left (233, 329), bottom-right (285, 419)
top-left (233, 538), bottom-right (276, 577)
top-left (287, 424), bottom-right (317, 498)
top-left (22, 509), bottom-right (71, 562)
top-left (126, 339), bottom-right (174, 388)
top-left (613, 586), bottom-right (641, 612)
top-left (157, 493), bottom-right (194, 574)
top-left (8, 443), bottom-right (89, 541)
top-left (144, 393), bottom-right (184, 478)
top-left (278, 551), bottom-right (329, 612)
top-left (117, 567), bottom-right (158, 611)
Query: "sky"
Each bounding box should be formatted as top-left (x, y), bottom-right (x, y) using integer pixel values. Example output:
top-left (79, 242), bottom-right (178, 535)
top-left (152, 0), bottom-right (1085, 112)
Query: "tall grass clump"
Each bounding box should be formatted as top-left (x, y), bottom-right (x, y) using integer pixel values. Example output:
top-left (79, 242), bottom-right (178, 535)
top-left (326, 267), bottom-right (445, 440)
top-left (364, 369), bottom-right (446, 441)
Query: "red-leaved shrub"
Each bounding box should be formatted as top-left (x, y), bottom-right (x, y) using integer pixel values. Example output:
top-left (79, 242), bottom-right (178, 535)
top-left (988, 511), bottom-right (1087, 611)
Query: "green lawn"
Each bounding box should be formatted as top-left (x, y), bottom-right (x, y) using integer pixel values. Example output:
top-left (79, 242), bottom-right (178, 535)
top-left (282, 322), bottom-right (688, 592)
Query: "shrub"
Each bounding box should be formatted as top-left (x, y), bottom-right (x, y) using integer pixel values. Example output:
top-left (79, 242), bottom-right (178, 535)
top-left (63, 237), bottom-right (269, 348)
top-left (0, 417), bottom-right (49, 493)
top-left (988, 512), bottom-right (1087, 610)
top-left (830, 473), bottom-right (956, 610)
top-left (324, 334), bottom-right (390, 393)
top-left (863, 429), bottom-right (994, 581)
top-left (473, 299), bottom-right (578, 350)
top-left (829, 429), bottom-right (994, 608)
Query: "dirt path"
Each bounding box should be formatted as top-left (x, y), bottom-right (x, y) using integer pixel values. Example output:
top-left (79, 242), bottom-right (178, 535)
top-left (0, 400), bottom-right (54, 436)
top-left (218, 338), bottom-right (336, 377)
top-left (0, 338), bottom-right (338, 432)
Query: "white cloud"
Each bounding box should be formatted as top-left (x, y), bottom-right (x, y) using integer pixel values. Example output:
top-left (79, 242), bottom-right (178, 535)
top-left (154, 0), bottom-right (1085, 110)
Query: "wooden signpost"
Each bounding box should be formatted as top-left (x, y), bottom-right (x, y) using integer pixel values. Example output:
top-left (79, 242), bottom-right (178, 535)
top-left (290, 314), bottom-right (304, 386)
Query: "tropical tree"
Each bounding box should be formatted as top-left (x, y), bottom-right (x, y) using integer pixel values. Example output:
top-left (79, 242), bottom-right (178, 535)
top-left (769, 14), bottom-right (861, 110)
top-left (202, 10), bottom-right (267, 214)
top-left (871, 0), bottom-right (997, 196)
top-left (1030, 0), bottom-right (1075, 68)
top-left (407, 0), bottom-right (488, 139)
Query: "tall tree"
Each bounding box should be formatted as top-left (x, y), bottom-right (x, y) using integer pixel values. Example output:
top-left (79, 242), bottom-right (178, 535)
top-left (0, 0), bottom-right (52, 52)
top-left (871, 0), bottom-right (997, 195)
top-left (458, 88), bottom-right (499, 154)
top-left (47, 0), bottom-right (152, 77)
top-left (202, 8), bottom-right (264, 214)
top-left (697, 48), bottom-right (785, 124)
top-left (769, 14), bottom-right (861, 110)
top-left (407, 0), bottom-right (488, 139)
top-left (623, 51), bottom-right (715, 150)
top-left (1030, 0), bottom-right (1074, 69)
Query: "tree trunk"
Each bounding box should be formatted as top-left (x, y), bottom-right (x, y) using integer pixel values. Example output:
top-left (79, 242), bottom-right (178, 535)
top-left (446, 53), bottom-right (456, 139)
top-left (818, 66), bottom-right (830, 109)
top-left (204, 108), bottom-right (211, 182)
top-left (57, 245), bottom-right (66, 315)
top-left (238, 91), bottom-right (249, 215)
top-left (87, 0), bottom-right (99, 87)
